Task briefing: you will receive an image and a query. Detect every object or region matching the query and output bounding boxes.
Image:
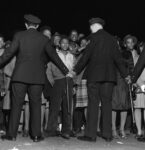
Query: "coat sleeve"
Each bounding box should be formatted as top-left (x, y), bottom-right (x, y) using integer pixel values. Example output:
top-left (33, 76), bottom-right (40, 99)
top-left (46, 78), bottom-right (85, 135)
top-left (132, 46), bottom-right (145, 83)
top-left (112, 41), bottom-right (128, 78)
top-left (74, 38), bottom-right (95, 74)
top-left (4, 57), bottom-right (16, 77)
top-left (45, 42), bottom-right (69, 75)
top-left (0, 34), bottom-right (18, 68)
top-left (46, 62), bottom-right (55, 86)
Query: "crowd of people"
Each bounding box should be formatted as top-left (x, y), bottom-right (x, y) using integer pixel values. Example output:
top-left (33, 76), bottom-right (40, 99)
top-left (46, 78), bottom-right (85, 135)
top-left (0, 14), bottom-right (145, 144)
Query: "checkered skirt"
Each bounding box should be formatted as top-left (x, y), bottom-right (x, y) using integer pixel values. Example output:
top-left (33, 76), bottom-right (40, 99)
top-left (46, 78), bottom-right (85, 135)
top-left (75, 79), bottom-right (88, 107)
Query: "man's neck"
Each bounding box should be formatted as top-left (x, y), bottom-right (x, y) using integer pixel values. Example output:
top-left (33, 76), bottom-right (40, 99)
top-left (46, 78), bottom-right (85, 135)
top-left (92, 26), bottom-right (103, 33)
top-left (27, 26), bottom-right (37, 30)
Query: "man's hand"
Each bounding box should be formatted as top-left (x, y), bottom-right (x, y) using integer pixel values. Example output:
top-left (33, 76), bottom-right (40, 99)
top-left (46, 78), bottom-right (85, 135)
top-left (0, 91), bottom-right (5, 97)
top-left (132, 83), bottom-right (137, 88)
top-left (125, 75), bottom-right (132, 84)
top-left (66, 72), bottom-right (73, 78)
top-left (141, 84), bottom-right (145, 92)
top-left (66, 70), bottom-right (76, 78)
top-left (70, 70), bottom-right (76, 76)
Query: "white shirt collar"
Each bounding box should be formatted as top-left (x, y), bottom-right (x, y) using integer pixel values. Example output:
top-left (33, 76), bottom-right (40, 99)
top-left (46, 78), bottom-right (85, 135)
top-left (56, 49), bottom-right (75, 71)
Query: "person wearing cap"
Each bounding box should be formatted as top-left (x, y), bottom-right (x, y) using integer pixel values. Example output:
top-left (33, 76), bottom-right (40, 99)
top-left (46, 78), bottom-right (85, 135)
top-left (0, 14), bottom-right (69, 142)
top-left (69, 17), bottom-right (130, 142)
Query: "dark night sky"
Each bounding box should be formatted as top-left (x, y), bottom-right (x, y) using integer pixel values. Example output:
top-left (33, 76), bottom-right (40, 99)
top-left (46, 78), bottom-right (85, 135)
top-left (0, 0), bottom-right (145, 41)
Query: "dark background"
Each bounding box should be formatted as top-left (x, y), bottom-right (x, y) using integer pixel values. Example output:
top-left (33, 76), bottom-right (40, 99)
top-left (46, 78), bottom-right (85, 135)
top-left (0, 0), bottom-right (145, 41)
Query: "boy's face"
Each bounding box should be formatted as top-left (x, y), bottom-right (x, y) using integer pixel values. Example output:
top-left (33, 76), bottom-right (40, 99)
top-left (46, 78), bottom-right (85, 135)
top-left (126, 38), bottom-right (135, 50)
top-left (60, 39), bottom-right (69, 51)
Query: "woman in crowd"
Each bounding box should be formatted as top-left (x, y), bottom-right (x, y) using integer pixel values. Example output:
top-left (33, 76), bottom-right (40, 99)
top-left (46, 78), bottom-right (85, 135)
top-left (73, 37), bottom-right (90, 135)
top-left (133, 42), bottom-right (145, 140)
top-left (111, 36), bottom-right (130, 139)
top-left (122, 35), bottom-right (138, 135)
top-left (0, 35), bottom-right (6, 134)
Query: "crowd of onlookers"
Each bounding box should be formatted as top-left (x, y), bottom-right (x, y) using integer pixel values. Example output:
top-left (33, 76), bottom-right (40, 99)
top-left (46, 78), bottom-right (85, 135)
top-left (0, 25), bottom-right (145, 141)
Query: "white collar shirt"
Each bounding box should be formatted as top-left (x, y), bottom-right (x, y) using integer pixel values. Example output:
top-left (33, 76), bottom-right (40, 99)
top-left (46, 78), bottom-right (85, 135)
top-left (56, 49), bottom-right (75, 71)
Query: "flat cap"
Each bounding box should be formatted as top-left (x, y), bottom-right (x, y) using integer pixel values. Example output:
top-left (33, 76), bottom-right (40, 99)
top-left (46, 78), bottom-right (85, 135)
top-left (24, 14), bottom-right (41, 24)
top-left (89, 17), bottom-right (105, 26)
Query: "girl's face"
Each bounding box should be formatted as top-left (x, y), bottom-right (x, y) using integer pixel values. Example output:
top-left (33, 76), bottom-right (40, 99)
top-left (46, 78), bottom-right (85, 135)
top-left (60, 38), bottom-right (69, 51)
top-left (125, 38), bottom-right (135, 50)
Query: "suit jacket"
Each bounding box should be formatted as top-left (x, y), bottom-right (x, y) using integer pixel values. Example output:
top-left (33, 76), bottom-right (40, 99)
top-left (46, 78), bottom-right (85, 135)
top-left (74, 29), bottom-right (127, 83)
top-left (132, 45), bottom-right (145, 83)
top-left (0, 28), bottom-right (68, 84)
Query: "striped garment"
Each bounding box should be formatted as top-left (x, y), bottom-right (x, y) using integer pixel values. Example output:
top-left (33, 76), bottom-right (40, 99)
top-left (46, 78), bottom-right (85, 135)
top-left (76, 79), bottom-right (88, 108)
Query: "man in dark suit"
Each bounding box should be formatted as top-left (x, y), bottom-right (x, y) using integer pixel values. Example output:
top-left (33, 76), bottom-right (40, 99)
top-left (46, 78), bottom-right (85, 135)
top-left (0, 14), bottom-right (69, 142)
top-left (69, 18), bottom-right (130, 142)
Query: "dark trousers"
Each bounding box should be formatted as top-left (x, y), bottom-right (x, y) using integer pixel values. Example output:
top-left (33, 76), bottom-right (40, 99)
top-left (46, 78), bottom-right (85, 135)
top-left (85, 82), bottom-right (114, 138)
top-left (73, 108), bottom-right (85, 131)
top-left (3, 110), bottom-right (10, 131)
top-left (47, 78), bottom-right (73, 134)
top-left (0, 97), bottom-right (4, 130)
top-left (8, 82), bottom-right (43, 138)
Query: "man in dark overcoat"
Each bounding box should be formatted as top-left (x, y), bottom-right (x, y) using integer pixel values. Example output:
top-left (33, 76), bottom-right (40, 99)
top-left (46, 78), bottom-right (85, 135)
top-left (0, 14), bottom-right (69, 142)
top-left (71, 18), bottom-right (130, 142)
